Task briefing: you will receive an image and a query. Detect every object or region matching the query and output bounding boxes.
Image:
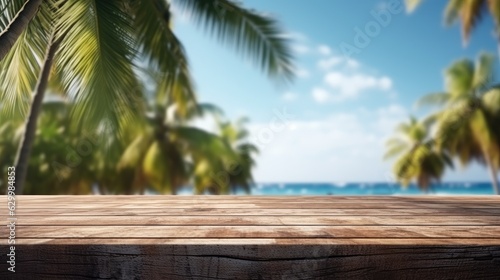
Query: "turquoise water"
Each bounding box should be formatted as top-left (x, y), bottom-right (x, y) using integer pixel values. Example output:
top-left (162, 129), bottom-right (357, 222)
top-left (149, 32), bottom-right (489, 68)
top-left (174, 182), bottom-right (496, 195)
top-left (249, 182), bottom-right (495, 195)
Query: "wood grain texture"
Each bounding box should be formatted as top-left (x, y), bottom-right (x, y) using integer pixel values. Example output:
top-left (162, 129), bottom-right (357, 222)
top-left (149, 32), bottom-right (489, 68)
top-left (3, 245), bottom-right (500, 279)
top-left (8, 215), bottom-right (500, 225)
top-left (11, 207), bottom-right (500, 216)
top-left (8, 225), bottom-right (500, 238)
top-left (1, 195), bottom-right (499, 279)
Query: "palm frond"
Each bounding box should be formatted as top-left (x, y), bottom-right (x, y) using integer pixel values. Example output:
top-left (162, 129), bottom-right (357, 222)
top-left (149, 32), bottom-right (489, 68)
top-left (172, 126), bottom-right (237, 161)
top-left (0, 0), bottom-right (55, 120)
top-left (470, 109), bottom-right (499, 160)
top-left (441, 152), bottom-right (455, 168)
top-left (473, 52), bottom-right (495, 91)
top-left (0, 0), bottom-right (44, 60)
top-left (416, 92), bottom-right (450, 108)
top-left (421, 113), bottom-right (439, 130)
top-left (173, 0), bottom-right (295, 83)
top-left (383, 142), bottom-right (408, 160)
top-left (458, 0), bottom-right (485, 43)
top-left (118, 132), bottom-right (154, 170)
top-left (56, 0), bottom-right (144, 135)
top-left (445, 59), bottom-right (475, 98)
top-left (195, 102), bottom-right (225, 120)
top-left (444, 0), bottom-right (466, 25)
top-left (396, 122), bottom-right (412, 134)
top-left (482, 86), bottom-right (500, 113)
top-left (238, 143), bottom-right (259, 155)
top-left (487, 0), bottom-right (500, 27)
top-left (132, 0), bottom-right (197, 118)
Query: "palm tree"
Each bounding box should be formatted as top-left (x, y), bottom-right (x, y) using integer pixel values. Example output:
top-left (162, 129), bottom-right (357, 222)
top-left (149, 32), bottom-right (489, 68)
top-left (0, 0), bottom-right (44, 60)
top-left (405, 0), bottom-right (500, 56)
top-left (1, 0), bottom-right (295, 194)
top-left (384, 116), bottom-right (453, 191)
top-left (418, 53), bottom-right (500, 194)
top-left (0, 99), bottom-right (96, 194)
top-left (216, 117), bottom-right (259, 194)
top-left (118, 103), bottom-right (237, 195)
top-left (0, 121), bottom-right (22, 193)
top-left (1, 0), bottom-right (145, 194)
top-left (116, 66), bottom-right (234, 195)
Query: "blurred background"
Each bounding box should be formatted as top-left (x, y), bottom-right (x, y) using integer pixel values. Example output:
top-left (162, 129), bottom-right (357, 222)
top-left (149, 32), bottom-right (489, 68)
top-left (1, 0), bottom-right (500, 195)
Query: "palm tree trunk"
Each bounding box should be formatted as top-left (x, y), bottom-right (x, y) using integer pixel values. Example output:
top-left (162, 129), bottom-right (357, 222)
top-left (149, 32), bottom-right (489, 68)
top-left (0, 0), bottom-right (43, 61)
top-left (97, 183), bottom-right (106, 195)
top-left (14, 33), bottom-right (60, 194)
top-left (487, 161), bottom-right (500, 195)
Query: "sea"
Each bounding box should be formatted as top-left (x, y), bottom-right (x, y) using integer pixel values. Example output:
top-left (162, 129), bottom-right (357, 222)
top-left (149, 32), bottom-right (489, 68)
top-left (177, 182), bottom-right (496, 195)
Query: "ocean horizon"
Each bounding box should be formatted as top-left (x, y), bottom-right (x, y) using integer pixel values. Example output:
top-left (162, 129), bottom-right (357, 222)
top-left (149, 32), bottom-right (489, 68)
top-left (174, 182), bottom-right (496, 195)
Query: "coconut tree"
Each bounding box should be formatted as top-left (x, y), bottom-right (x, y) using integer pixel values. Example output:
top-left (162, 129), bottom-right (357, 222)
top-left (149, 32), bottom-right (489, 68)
top-left (0, 99), bottom-right (96, 194)
top-left (1, 0), bottom-right (146, 194)
top-left (384, 116), bottom-right (453, 191)
top-left (418, 53), bottom-right (500, 194)
top-left (405, 0), bottom-right (500, 56)
top-left (216, 117), bottom-right (259, 194)
top-left (118, 104), bottom-right (237, 195)
top-left (1, 0), bottom-right (295, 194)
top-left (0, 0), bottom-right (44, 60)
top-left (0, 121), bottom-right (22, 193)
top-left (116, 65), bottom-right (234, 195)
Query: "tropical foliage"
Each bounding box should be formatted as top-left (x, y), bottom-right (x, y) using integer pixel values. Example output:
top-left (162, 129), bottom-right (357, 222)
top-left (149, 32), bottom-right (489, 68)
top-left (216, 118), bottom-right (259, 194)
top-left (0, 96), bottom-right (258, 194)
top-left (418, 53), bottom-right (500, 194)
top-left (402, 1), bottom-right (500, 193)
top-left (405, 0), bottom-right (500, 45)
top-left (0, 0), bottom-right (294, 194)
top-left (386, 53), bottom-right (500, 194)
top-left (385, 117), bottom-right (453, 191)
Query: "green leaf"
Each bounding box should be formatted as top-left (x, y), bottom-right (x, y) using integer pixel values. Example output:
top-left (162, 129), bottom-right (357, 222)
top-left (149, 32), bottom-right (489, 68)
top-left (416, 92), bottom-right (450, 108)
top-left (56, 0), bottom-right (144, 135)
top-left (173, 0), bottom-right (295, 83)
top-left (0, 0), bottom-right (55, 120)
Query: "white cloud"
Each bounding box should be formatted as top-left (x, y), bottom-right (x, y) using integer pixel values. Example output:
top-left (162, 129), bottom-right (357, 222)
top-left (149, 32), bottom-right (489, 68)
top-left (250, 105), bottom-right (409, 182)
top-left (317, 57), bottom-right (343, 71)
top-left (321, 72), bottom-right (393, 102)
top-left (317, 56), bottom-right (361, 71)
top-left (311, 87), bottom-right (331, 103)
top-left (287, 32), bottom-right (308, 42)
top-left (346, 59), bottom-right (360, 69)
top-left (314, 51), bottom-right (395, 103)
top-left (294, 67), bottom-right (310, 78)
top-left (317, 44), bottom-right (331, 56)
top-left (379, 76), bottom-right (393, 90)
top-left (282, 92), bottom-right (298, 102)
top-left (292, 44), bottom-right (310, 55)
top-left (372, 104), bottom-right (408, 135)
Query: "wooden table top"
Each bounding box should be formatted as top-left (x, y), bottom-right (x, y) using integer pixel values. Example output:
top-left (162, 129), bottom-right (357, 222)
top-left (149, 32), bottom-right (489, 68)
top-left (2, 195), bottom-right (500, 245)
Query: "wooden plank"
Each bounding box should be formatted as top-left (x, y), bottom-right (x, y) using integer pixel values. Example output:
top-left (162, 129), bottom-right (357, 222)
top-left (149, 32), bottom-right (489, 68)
top-left (9, 225), bottom-right (500, 238)
top-left (13, 203), bottom-right (500, 209)
top-left (12, 207), bottom-right (500, 215)
top-left (13, 201), bottom-right (500, 208)
top-left (9, 215), bottom-right (500, 226)
top-left (2, 195), bottom-right (500, 279)
top-left (10, 195), bottom-right (500, 203)
top-left (8, 238), bottom-right (500, 245)
top-left (2, 244), bottom-right (499, 279)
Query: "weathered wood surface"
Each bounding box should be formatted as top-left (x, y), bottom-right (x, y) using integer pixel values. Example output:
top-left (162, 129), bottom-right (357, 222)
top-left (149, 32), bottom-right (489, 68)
top-left (1, 195), bottom-right (500, 279)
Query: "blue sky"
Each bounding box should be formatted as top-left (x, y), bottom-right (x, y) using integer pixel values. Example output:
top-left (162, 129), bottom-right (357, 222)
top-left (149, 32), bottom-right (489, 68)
top-left (172, 0), bottom-right (498, 183)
